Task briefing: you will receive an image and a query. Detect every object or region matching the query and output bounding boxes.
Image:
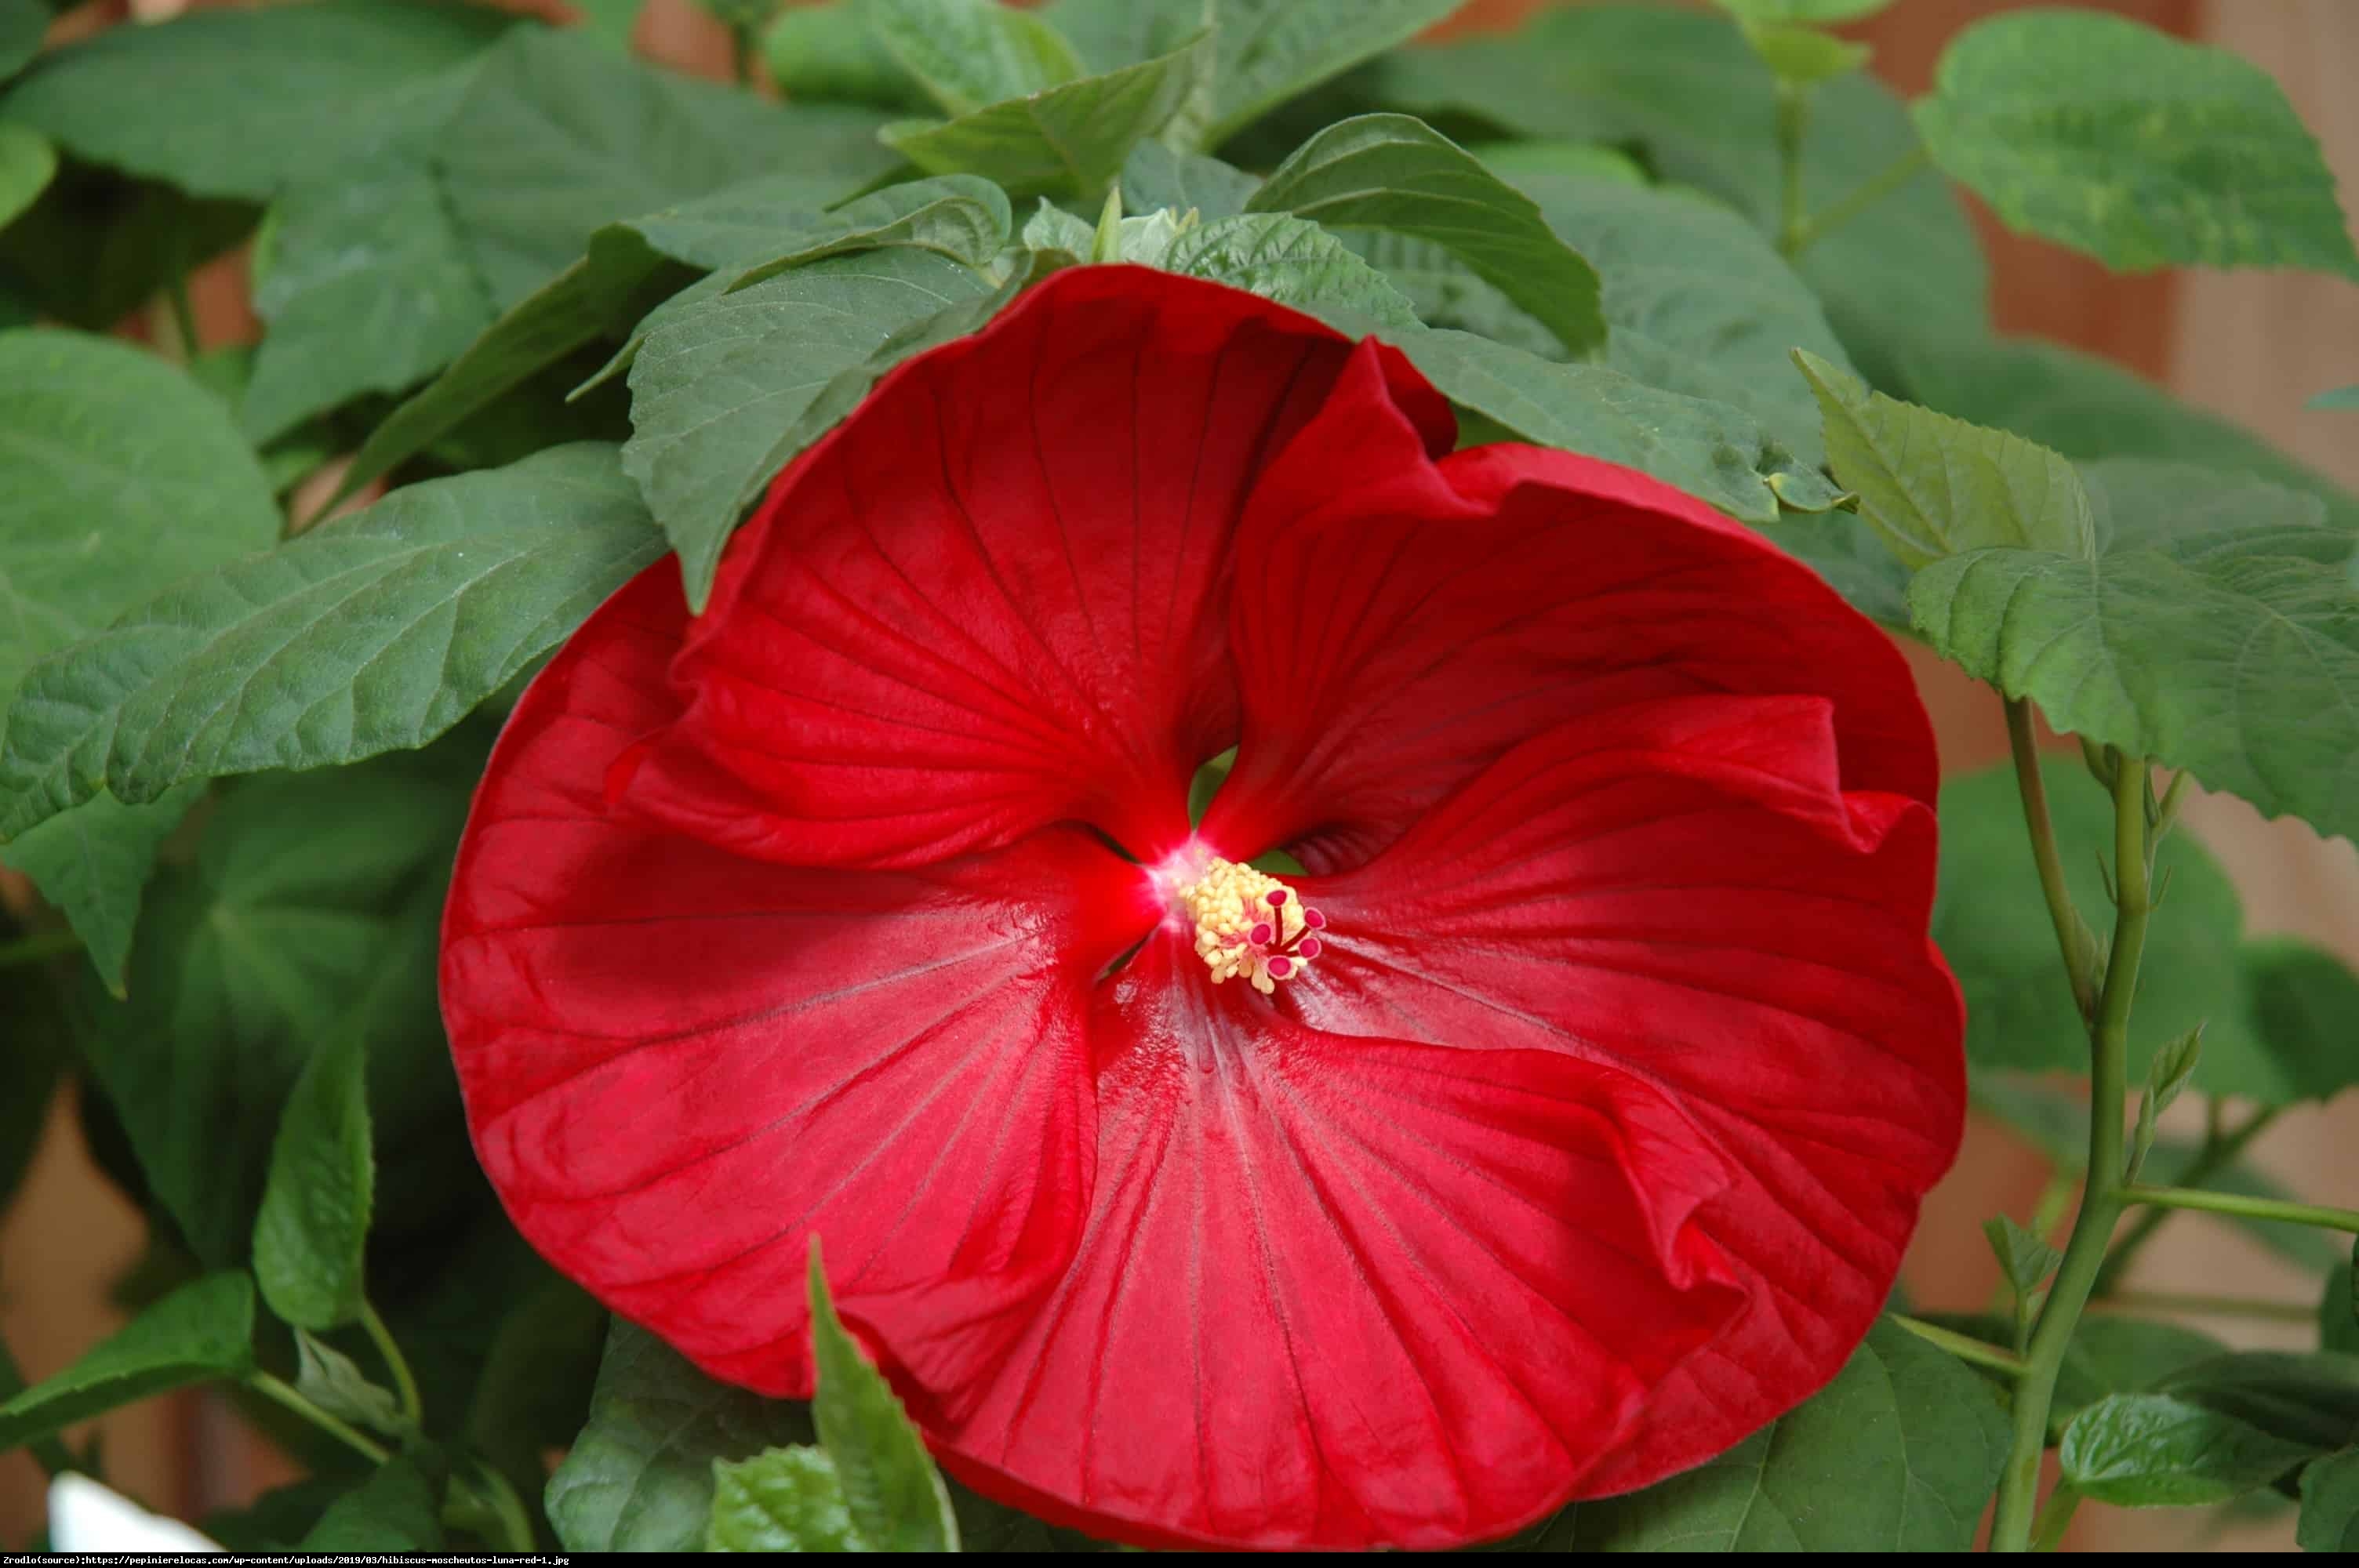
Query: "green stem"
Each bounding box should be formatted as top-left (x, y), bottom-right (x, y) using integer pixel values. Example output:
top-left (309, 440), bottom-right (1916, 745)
top-left (0, 932), bottom-right (82, 968)
top-left (467, 1461), bottom-right (539, 1554)
top-left (359, 1301), bottom-right (423, 1428)
top-left (1990, 757), bottom-right (2151, 1553)
top-left (1787, 142), bottom-right (1932, 256)
top-left (1774, 79), bottom-right (1812, 255)
top-left (2119, 1184), bottom-right (2359, 1235)
top-left (731, 24), bottom-right (755, 87)
top-left (246, 1371), bottom-right (390, 1465)
top-left (2005, 699), bottom-right (2099, 1020)
top-left (1891, 1315), bottom-right (2027, 1377)
top-left (2093, 1105), bottom-right (2277, 1296)
top-left (2029, 1483), bottom-right (2081, 1552)
top-left (2095, 1290), bottom-right (2318, 1324)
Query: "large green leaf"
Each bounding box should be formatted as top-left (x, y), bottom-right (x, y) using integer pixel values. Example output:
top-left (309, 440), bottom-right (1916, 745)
top-left (1797, 349), bottom-right (2094, 567)
top-left (763, 0), bottom-right (925, 111)
top-left (867, 0), bottom-right (1081, 116)
top-left (1120, 140), bottom-right (1259, 220)
top-left (1933, 760), bottom-right (2251, 1084)
top-left (1910, 521), bottom-right (2359, 851)
top-left (0, 1272), bottom-right (255, 1453)
top-left (0, 445), bottom-right (660, 840)
top-left (2232, 938), bottom-right (2359, 1108)
top-left (2156, 1351), bottom-right (2359, 1453)
top-left (72, 746), bottom-right (479, 1265)
top-left (1049, 0), bottom-right (1460, 151)
top-left (1249, 114), bottom-right (1603, 358)
top-left (0, 122), bottom-right (54, 229)
top-left (0, 0), bottom-right (45, 82)
top-left (300, 1451), bottom-right (446, 1552)
top-left (882, 31), bottom-right (1210, 200)
top-left (0, 328), bottom-right (279, 985)
top-left (0, 0), bottom-right (511, 200)
top-left (2060, 1393), bottom-right (2317, 1508)
top-left (805, 1244), bottom-right (957, 1552)
top-left (1373, 3), bottom-right (1986, 393)
top-left (1317, 314), bottom-right (1849, 536)
top-left (547, 1319), bottom-right (815, 1553)
top-left (1914, 11), bottom-right (2359, 278)
top-left (251, 1030), bottom-right (375, 1333)
top-left (2302, 1448), bottom-right (2359, 1552)
top-left (1163, 212), bottom-right (1419, 325)
top-left (623, 248), bottom-right (990, 608)
top-left (1550, 1317), bottom-right (2007, 1549)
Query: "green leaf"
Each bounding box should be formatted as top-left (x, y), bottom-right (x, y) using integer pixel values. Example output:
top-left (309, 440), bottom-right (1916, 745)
top-left (1120, 140), bottom-right (1258, 220)
top-left (1934, 760), bottom-right (2249, 1084)
top-left (2312, 386), bottom-right (2359, 412)
top-left (574, 0), bottom-right (645, 53)
top-left (1984, 1215), bottom-right (2063, 1300)
top-left (1372, 4), bottom-right (1986, 394)
top-left (1, 788), bottom-right (202, 996)
top-left (1554, 1317), bottom-right (2007, 1549)
top-left (1051, 0), bottom-right (1462, 152)
top-left (2, 0), bottom-right (512, 201)
top-left (0, 956), bottom-right (65, 1219)
top-left (1796, 348), bottom-right (2093, 568)
top-left (2060, 1393), bottom-right (2317, 1507)
top-left (0, 0), bottom-right (45, 82)
top-left (1913, 10), bottom-right (2359, 278)
top-left (807, 1243), bottom-right (958, 1552)
top-left (1741, 20), bottom-right (1870, 85)
top-left (1163, 212), bottom-right (1419, 325)
top-left (622, 248), bottom-right (989, 608)
top-left (0, 122), bottom-right (54, 228)
top-left (2157, 1351), bottom-right (2359, 1454)
top-left (0, 445), bottom-right (661, 840)
top-left (1714, 0), bottom-right (1891, 20)
top-left (2230, 938), bottom-right (2359, 1107)
top-left (1249, 114), bottom-right (1603, 358)
top-left (0, 1272), bottom-right (254, 1452)
top-left (252, 1029), bottom-right (374, 1332)
top-left (300, 1450), bottom-right (446, 1552)
top-left (710, 1446), bottom-right (863, 1552)
top-left (1911, 535), bottom-right (2359, 851)
top-left (883, 30), bottom-right (1210, 199)
top-left (763, 0), bottom-right (925, 111)
top-left (868, 0), bottom-right (1082, 116)
top-left (71, 747), bottom-right (480, 1265)
top-left (291, 1330), bottom-right (406, 1439)
top-left (2324, 1244), bottom-right (2359, 1356)
top-left (2131, 1024), bottom-right (2205, 1181)
top-left (2056, 1319), bottom-right (2232, 1425)
top-left (2302, 1448), bottom-right (2359, 1552)
top-left (1323, 315), bottom-right (1848, 533)
top-left (1474, 140), bottom-right (1648, 186)
top-left (547, 1319), bottom-right (814, 1553)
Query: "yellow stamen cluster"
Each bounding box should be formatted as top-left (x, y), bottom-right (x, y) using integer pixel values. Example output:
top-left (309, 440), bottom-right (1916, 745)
top-left (1180, 857), bottom-right (1308, 994)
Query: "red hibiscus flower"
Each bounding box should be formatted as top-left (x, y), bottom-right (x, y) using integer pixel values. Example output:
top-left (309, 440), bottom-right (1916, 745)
top-left (441, 267), bottom-right (1963, 1551)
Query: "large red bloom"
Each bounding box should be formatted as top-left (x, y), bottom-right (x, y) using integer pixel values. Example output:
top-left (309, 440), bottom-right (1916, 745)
top-left (442, 267), bottom-right (1962, 1550)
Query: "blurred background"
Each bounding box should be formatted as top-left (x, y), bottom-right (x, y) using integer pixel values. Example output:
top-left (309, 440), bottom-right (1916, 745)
top-left (2, 0), bottom-right (2355, 1552)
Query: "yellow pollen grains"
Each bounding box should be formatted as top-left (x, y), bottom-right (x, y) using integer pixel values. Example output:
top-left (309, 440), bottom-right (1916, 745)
top-left (1176, 857), bottom-right (1328, 995)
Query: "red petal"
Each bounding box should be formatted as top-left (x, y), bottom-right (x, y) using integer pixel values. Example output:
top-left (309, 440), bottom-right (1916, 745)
top-left (1289, 691), bottom-right (1964, 1496)
top-left (1205, 423), bottom-right (1936, 869)
top-left (442, 565), bottom-right (1152, 1402)
top-left (930, 938), bottom-right (1744, 1551)
top-left (613, 266), bottom-right (1449, 870)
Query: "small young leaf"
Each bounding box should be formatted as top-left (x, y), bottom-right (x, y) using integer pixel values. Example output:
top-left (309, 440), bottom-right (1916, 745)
top-left (298, 1450), bottom-right (446, 1553)
top-left (0, 1273), bottom-right (255, 1454)
top-left (1162, 214), bottom-right (1421, 327)
top-left (2302, 1446), bottom-right (2359, 1552)
top-left (1741, 20), bottom-right (1870, 84)
top-left (1021, 199), bottom-right (1095, 258)
top-left (708, 1446), bottom-right (862, 1552)
top-left (807, 1241), bottom-right (958, 1552)
top-left (762, 0), bottom-right (925, 110)
top-left (2059, 1393), bottom-right (2317, 1508)
top-left (1794, 348), bottom-right (2095, 568)
top-left (867, 0), bottom-right (1084, 117)
top-left (1249, 114), bottom-right (1605, 359)
top-left (1914, 10), bottom-right (2359, 278)
top-left (2128, 1023), bottom-right (2205, 1182)
top-left (1983, 1215), bottom-right (2063, 1300)
top-left (252, 1032), bottom-right (374, 1332)
top-left (291, 1330), bottom-right (405, 1439)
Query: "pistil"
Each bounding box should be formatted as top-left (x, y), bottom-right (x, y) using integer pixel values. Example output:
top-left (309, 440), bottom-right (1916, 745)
top-left (1176, 857), bottom-right (1326, 994)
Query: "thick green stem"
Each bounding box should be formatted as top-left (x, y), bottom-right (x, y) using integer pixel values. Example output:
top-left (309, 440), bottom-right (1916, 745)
top-left (1990, 758), bottom-right (2151, 1552)
top-left (1786, 143), bottom-right (1931, 256)
top-left (2119, 1184), bottom-right (2359, 1235)
top-left (359, 1301), bottom-right (423, 1428)
top-left (2005, 700), bottom-right (2099, 1020)
top-left (0, 932), bottom-right (81, 968)
top-left (2093, 1105), bottom-right (2277, 1296)
top-left (246, 1371), bottom-right (390, 1465)
top-left (2095, 1290), bottom-right (2317, 1323)
top-left (1891, 1315), bottom-right (2027, 1377)
top-left (1774, 80), bottom-right (1812, 255)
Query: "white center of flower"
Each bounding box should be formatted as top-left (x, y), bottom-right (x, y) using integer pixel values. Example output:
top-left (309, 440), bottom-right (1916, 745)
top-left (1176, 856), bottom-right (1326, 994)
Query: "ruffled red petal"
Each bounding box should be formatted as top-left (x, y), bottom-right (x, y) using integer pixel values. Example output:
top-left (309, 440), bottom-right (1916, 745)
top-left (1289, 691), bottom-right (1964, 1496)
top-left (442, 565), bottom-right (1153, 1403)
top-left (925, 938), bottom-right (1745, 1551)
top-left (610, 265), bottom-right (1449, 870)
top-left (1203, 392), bottom-right (1936, 869)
